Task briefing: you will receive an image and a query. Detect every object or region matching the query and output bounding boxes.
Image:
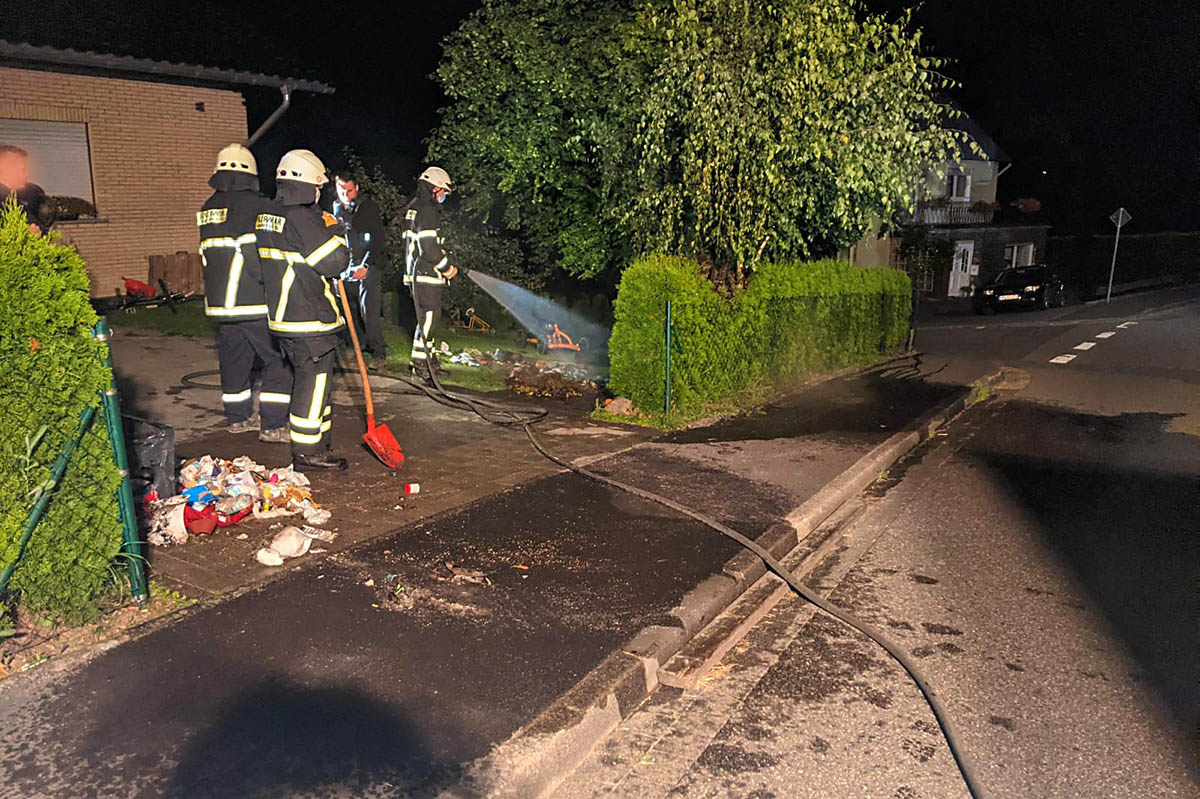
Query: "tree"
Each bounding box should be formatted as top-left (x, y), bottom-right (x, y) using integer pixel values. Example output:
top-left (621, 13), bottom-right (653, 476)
top-left (430, 0), bottom-right (641, 279)
top-left (432, 0), bottom-right (962, 284)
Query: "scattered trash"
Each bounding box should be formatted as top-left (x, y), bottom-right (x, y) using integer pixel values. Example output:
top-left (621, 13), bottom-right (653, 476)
top-left (512, 564), bottom-right (529, 570)
top-left (254, 525), bottom-right (338, 567)
top-left (449, 351), bottom-right (483, 367)
top-left (603, 397), bottom-right (638, 417)
top-left (438, 561), bottom-right (491, 585)
top-left (147, 455), bottom-right (329, 547)
top-left (364, 579), bottom-right (376, 587)
top-left (236, 533), bottom-right (249, 540)
top-left (255, 548), bottom-right (284, 566)
top-left (403, 483), bottom-right (420, 495)
top-left (439, 341), bottom-right (452, 356)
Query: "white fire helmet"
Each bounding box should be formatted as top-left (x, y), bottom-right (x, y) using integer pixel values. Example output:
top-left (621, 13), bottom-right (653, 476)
top-left (276, 149), bottom-right (328, 186)
top-left (215, 144), bottom-right (257, 175)
top-left (418, 166), bottom-right (453, 192)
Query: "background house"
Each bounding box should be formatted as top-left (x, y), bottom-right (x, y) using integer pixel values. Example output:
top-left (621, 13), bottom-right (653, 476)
top-left (0, 41), bottom-right (331, 297)
top-left (844, 110), bottom-right (1050, 298)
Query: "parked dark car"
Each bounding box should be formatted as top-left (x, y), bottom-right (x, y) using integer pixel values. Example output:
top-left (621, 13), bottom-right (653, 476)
top-left (973, 265), bottom-right (1066, 314)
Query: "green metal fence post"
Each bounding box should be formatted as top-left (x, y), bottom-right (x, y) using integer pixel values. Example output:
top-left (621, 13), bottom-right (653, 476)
top-left (93, 320), bottom-right (148, 607)
top-left (664, 300), bottom-right (673, 415)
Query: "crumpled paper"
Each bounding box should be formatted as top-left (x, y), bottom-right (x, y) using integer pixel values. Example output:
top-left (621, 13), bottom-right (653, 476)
top-left (147, 455), bottom-right (329, 546)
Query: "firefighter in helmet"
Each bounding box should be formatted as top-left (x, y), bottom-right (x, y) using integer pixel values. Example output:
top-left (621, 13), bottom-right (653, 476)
top-left (403, 166), bottom-right (458, 374)
top-left (197, 144), bottom-right (292, 442)
top-left (255, 149), bottom-right (351, 470)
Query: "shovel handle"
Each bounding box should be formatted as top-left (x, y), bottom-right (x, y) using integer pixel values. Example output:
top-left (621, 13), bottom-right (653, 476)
top-left (336, 280), bottom-right (375, 430)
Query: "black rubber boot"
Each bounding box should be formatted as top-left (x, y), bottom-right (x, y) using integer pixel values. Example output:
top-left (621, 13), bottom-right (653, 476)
top-left (293, 452), bottom-right (349, 471)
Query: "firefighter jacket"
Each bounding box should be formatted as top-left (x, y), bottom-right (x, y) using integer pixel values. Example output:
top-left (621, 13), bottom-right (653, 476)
top-left (255, 180), bottom-right (350, 338)
top-left (403, 182), bottom-right (456, 287)
top-left (197, 171), bottom-right (274, 320)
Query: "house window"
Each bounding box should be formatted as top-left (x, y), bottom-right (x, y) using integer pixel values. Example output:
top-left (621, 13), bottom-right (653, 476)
top-left (947, 171), bottom-right (971, 201)
top-left (0, 118), bottom-right (97, 219)
top-left (1003, 243), bottom-right (1036, 268)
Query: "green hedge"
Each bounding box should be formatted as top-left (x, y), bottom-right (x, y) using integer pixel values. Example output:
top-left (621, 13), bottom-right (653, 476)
top-left (0, 200), bottom-right (122, 623)
top-left (609, 255), bottom-right (911, 419)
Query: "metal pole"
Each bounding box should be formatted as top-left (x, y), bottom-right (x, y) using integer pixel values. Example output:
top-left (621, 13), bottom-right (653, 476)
top-left (93, 320), bottom-right (148, 607)
top-left (1106, 223), bottom-right (1122, 303)
top-left (664, 300), bottom-right (673, 415)
top-left (246, 84), bottom-right (292, 147)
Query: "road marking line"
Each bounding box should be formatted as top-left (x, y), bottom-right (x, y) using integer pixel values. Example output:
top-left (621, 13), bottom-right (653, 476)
top-left (1074, 342), bottom-right (1096, 351)
top-left (1095, 331), bottom-right (1116, 339)
top-left (1049, 354), bottom-right (1077, 364)
top-left (1117, 321), bottom-right (1138, 329)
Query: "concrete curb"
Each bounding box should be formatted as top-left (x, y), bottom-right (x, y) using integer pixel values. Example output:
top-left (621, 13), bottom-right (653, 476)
top-left (449, 369), bottom-right (1005, 799)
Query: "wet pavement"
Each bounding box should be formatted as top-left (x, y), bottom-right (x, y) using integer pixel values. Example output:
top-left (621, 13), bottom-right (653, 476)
top-left (555, 292), bottom-right (1200, 799)
top-left (0, 358), bottom-right (959, 798)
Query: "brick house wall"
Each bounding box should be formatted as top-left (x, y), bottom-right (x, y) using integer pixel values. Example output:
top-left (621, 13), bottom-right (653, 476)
top-left (0, 67), bottom-right (247, 295)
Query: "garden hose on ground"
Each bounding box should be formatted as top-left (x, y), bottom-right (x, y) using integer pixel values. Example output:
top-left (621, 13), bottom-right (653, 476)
top-left (177, 333), bottom-right (986, 799)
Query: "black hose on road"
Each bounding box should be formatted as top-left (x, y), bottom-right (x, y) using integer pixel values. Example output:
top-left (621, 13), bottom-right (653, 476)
top-left (177, 302), bottom-right (987, 798)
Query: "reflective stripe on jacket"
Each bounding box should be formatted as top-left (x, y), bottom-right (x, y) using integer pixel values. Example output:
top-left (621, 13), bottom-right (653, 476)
top-left (403, 183), bottom-right (454, 287)
top-left (255, 183), bottom-right (349, 338)
top-left (198, 174), bottom-right (274, 319)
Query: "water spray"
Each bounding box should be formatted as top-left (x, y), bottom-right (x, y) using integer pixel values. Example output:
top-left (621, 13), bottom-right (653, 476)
top-left (466, 270), bottom-right (611, 360)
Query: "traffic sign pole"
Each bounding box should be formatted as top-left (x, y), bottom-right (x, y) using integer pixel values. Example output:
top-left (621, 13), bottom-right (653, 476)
top-left (1106, 207), bottom-right (1131, 304)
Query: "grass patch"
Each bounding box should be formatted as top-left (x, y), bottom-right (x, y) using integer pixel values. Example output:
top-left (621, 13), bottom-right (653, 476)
top-left (106, 299), bottom-right (215, 338)
top-left (970, 378), bottom-right (994, 404)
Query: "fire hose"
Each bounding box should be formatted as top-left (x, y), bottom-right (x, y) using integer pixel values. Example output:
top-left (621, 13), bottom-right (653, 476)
top-left (178, 270), bottom-right (987, 799)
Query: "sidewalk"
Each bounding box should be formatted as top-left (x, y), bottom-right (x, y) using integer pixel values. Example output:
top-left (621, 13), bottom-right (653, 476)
top-left (0, 358), bottom-right (963, 799)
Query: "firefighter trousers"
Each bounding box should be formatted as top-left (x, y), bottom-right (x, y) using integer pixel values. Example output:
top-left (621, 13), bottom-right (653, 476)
top-left (410, 282), bottom-right (443, 362)
top-left (345, 267), bottom-right (387, 357)
top-left (279, 336), bottom-right (337, 456)
top-left (215, 319), bottom-right (291, 429)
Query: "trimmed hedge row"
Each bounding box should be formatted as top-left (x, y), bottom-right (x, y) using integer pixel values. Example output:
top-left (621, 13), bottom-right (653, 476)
top-left (609, 255), bottom-right (911, 419)
top-left (0, 200), bottom-right (122, 623)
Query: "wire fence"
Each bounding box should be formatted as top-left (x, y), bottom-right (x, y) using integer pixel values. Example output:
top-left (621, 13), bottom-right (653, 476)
top-left (0, 319), bottom-right (146, 627)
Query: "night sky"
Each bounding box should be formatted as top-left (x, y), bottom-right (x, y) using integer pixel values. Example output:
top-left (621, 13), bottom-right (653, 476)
top-left (4, 0), bottom-right (1197, 234)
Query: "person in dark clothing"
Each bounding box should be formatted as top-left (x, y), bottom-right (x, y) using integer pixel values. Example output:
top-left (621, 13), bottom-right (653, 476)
top-left (198, 144), bottom-right (292, 442)
top-left (255, 149), bottom-right (351, 471)
top-left (0, 145), bottom-right (48, 235)
top-left (403, 166), bottom-right (458, 373)
top-left (332, 175), bottom-right (388, 366)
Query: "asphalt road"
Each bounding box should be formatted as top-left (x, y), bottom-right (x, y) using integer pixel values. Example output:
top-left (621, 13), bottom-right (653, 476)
top-left (555, 287), bottom-right (1200, 798)
top-left (0, 361), bottom-right (953, 798)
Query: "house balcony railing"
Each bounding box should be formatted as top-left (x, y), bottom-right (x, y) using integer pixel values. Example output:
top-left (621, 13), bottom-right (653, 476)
top-left (910, 199), bottom-right (998, 226)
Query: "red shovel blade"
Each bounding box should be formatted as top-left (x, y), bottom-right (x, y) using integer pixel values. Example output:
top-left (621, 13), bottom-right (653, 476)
top-left (363, 422), bottom-right (404, 469)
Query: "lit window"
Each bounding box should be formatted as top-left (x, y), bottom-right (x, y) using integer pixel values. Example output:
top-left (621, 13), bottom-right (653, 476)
top-left (0, 118), bottom-right (97, 219)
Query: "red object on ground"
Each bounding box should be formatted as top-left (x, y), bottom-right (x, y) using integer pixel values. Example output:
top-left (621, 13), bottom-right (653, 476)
top-left (183, 506), bottom-right (218, 535)
top-left (183, 504), bottom-right (252, 535)
top-left (337, 280), bottom-right (405, 469)
top-left (123, 277), bottom-right (154, 298)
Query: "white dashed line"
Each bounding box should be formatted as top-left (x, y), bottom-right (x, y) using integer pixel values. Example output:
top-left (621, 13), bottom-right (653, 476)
top-left (1049, 354), bottom-right (1077, 364)
top-left (1117, 321), bottom-right (1138, 329)
top-left (1074, 342), bottom-right (1096, 351)
top-left (1095, 331), bottom-right (1116, 339)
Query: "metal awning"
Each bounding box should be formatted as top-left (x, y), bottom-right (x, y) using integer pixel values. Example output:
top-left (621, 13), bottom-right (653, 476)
top-left (0, 40), bottom-right (334, 94)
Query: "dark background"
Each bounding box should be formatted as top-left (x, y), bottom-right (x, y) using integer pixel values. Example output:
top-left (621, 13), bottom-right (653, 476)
top-left (3, 0), bottom-right (1197, 234)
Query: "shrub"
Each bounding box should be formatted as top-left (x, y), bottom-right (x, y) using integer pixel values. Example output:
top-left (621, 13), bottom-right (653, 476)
top-left (0, 199), bottom-right (122, 623)
top-left (609, 255), bottom-right (911, 420)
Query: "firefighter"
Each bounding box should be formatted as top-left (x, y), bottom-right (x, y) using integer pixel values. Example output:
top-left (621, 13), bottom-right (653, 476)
top-left (403, 166), bottom-right (458, 374)
top-left (332, 174), bottom-right (389, 368)
top-left (197, 144), bottom-right (291, 442)
top-left (255, 149), bottom-right (351, 470)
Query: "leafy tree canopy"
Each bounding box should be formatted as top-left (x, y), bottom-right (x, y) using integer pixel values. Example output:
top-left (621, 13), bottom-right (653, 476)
top-left (431, 0), bottom-right (962, 282)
